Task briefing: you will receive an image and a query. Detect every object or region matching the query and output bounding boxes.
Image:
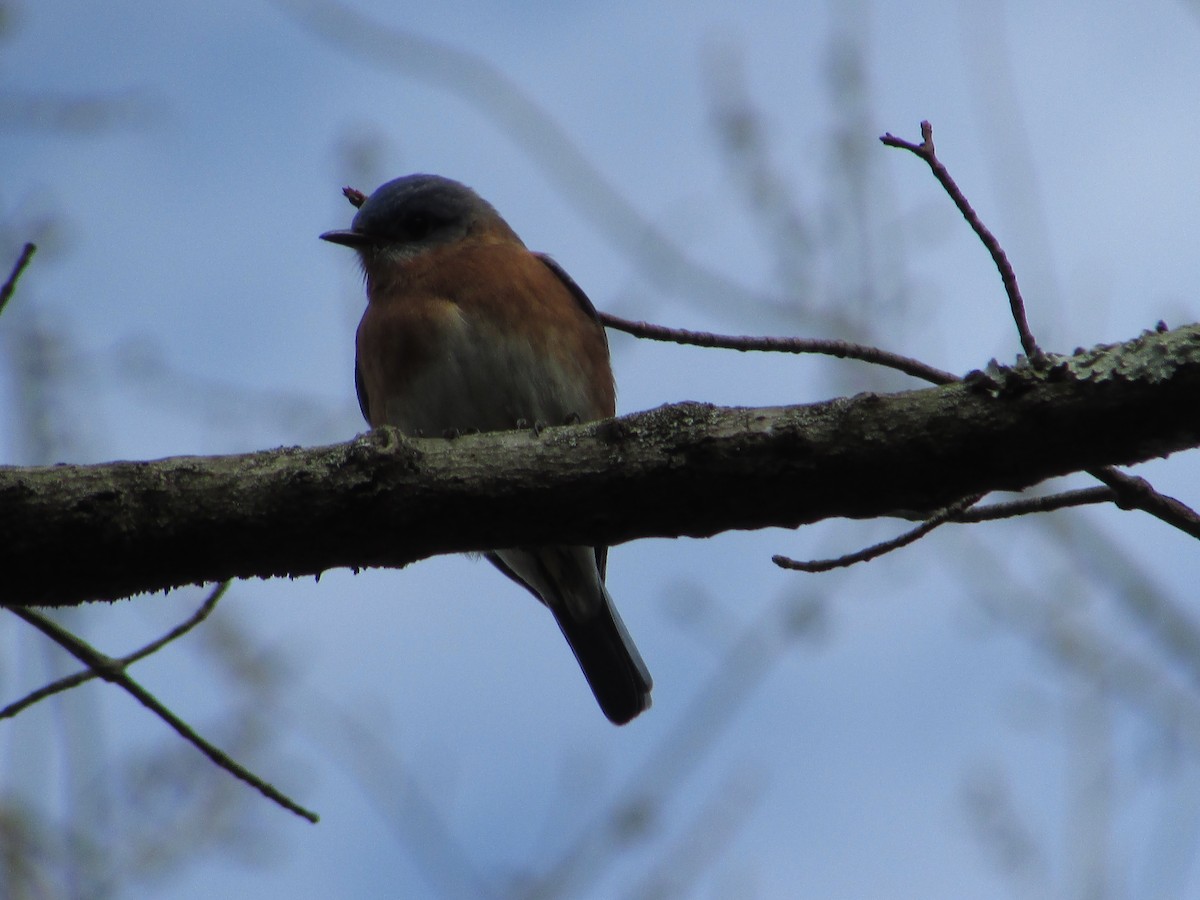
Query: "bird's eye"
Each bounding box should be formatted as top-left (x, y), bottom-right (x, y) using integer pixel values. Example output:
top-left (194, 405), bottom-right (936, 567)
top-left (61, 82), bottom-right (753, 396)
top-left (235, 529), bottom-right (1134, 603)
top-left (407, 213), bottom-right (434, 240)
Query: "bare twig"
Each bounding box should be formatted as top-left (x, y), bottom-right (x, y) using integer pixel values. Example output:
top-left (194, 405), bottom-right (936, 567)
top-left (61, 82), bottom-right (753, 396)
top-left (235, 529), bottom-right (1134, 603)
top-left (4, 597), bottom-right (317, 823)
top-left (598, 312), bottom-right (959, 385)
top-left (774, 494), bottom-right (984, 572)
top-left (879, 121), bottom-right (1200, 542)
top-left (0, 582), bottom-right (229, 720)
top-left (1086, 466), bottom-right (1200, 540)
top-left (0, 243), bottom-right (37, 318)
top-left (881, 121), bottom-right (1042, 362)
top-left (946, 487), bottom-right (1114, 523)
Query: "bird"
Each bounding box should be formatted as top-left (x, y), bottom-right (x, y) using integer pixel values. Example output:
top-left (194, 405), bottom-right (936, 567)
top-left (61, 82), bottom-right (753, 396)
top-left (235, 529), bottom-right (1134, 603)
top-left (321, 174), bottom-right (652, 725)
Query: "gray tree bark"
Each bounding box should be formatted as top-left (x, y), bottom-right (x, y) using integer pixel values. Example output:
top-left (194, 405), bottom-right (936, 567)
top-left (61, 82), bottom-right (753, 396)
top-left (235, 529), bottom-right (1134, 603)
top-left (3, 322), bottom-right (1198, 606)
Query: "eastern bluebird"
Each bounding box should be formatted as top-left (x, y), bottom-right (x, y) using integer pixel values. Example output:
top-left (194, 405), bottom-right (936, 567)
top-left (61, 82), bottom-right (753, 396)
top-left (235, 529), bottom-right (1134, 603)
top-left (321, 174), bottom-right (652, 725)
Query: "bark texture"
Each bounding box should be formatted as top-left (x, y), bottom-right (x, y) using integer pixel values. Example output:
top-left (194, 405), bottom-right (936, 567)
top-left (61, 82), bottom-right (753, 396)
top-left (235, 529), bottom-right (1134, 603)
top-left (3, 323), bottom-right (1198, 606)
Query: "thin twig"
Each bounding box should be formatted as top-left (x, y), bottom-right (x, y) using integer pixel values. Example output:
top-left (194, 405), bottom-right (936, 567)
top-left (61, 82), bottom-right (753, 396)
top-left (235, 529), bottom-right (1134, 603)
top-left (0, 582), bottom-right (229, 719)
top-left (0, 661), bottom-right (95, 719)
top-left (773, 494), bottom-right (984, 573)
top-left (598, 312), bottom-right (959, 385)
top-left (4, 597), bottom-right (318, 823)
top-left (1087, 466), bottom-right (1200, 540)
top-left (880, 121), bottom-right (1042, 362)
top-left (879, 121), bottom-right (1200, 542)
top-left (943, 487), bottom-right (1114, 523)
top-left (0, 243), bottom-right (37, 318)
top-left (123, 581), bottom-right (229, 664)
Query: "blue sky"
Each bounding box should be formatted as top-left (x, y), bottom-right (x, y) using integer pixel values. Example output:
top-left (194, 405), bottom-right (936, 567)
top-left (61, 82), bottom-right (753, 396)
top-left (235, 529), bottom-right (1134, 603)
top-left (4, 1), bottom-right (1200, 898)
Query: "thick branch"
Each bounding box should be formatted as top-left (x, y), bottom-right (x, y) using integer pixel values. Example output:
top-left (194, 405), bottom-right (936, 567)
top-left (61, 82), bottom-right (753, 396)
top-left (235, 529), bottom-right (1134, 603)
top-left (3, 323), bottom-right (1199, 607)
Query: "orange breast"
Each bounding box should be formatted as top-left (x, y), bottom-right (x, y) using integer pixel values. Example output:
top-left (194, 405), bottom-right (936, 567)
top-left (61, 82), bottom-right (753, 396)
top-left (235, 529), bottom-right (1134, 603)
top-left (355, 239), bottom-right (614, 435)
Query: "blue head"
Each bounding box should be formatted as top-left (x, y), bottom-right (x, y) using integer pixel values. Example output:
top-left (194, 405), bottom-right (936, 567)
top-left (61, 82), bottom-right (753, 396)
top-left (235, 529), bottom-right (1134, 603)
top-left (320, 175), bottom-right (518, 268)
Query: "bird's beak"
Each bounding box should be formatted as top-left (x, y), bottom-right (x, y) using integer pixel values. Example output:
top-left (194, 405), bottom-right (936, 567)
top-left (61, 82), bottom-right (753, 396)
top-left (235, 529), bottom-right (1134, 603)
top-left (319, 229), bottom-right (373, 248)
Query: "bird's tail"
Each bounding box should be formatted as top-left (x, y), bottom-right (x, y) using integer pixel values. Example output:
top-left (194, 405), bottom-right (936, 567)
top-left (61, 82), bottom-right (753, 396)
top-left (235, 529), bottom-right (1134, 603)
top-left (550, 582), bottom-right (652, 725)
top-left (487, 548), bottom-right (652, 725)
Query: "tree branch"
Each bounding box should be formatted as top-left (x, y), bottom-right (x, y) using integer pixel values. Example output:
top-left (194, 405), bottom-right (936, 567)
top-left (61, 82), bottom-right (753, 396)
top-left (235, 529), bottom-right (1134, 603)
top-left (774, 494), bottom-right (984, 572)
top-left (0, 243), bottom-right (36, 317)
top-left (0, 581), bottom-right (228, 719)
top-left (930, 487), bottom-right (1114, 523)
top-left (881, 121), bottom-right (1200, 539)
top-left (881, 121), bottom-right (1042, 361)
top-left (598, 311), bottom-right (959, 385)
top-left (1084, 465), bottom-right (1200, 539)
top-left (3, 322), bottom-right (1199, 607)
top-left (6, 599), bottom-right (317, 822)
